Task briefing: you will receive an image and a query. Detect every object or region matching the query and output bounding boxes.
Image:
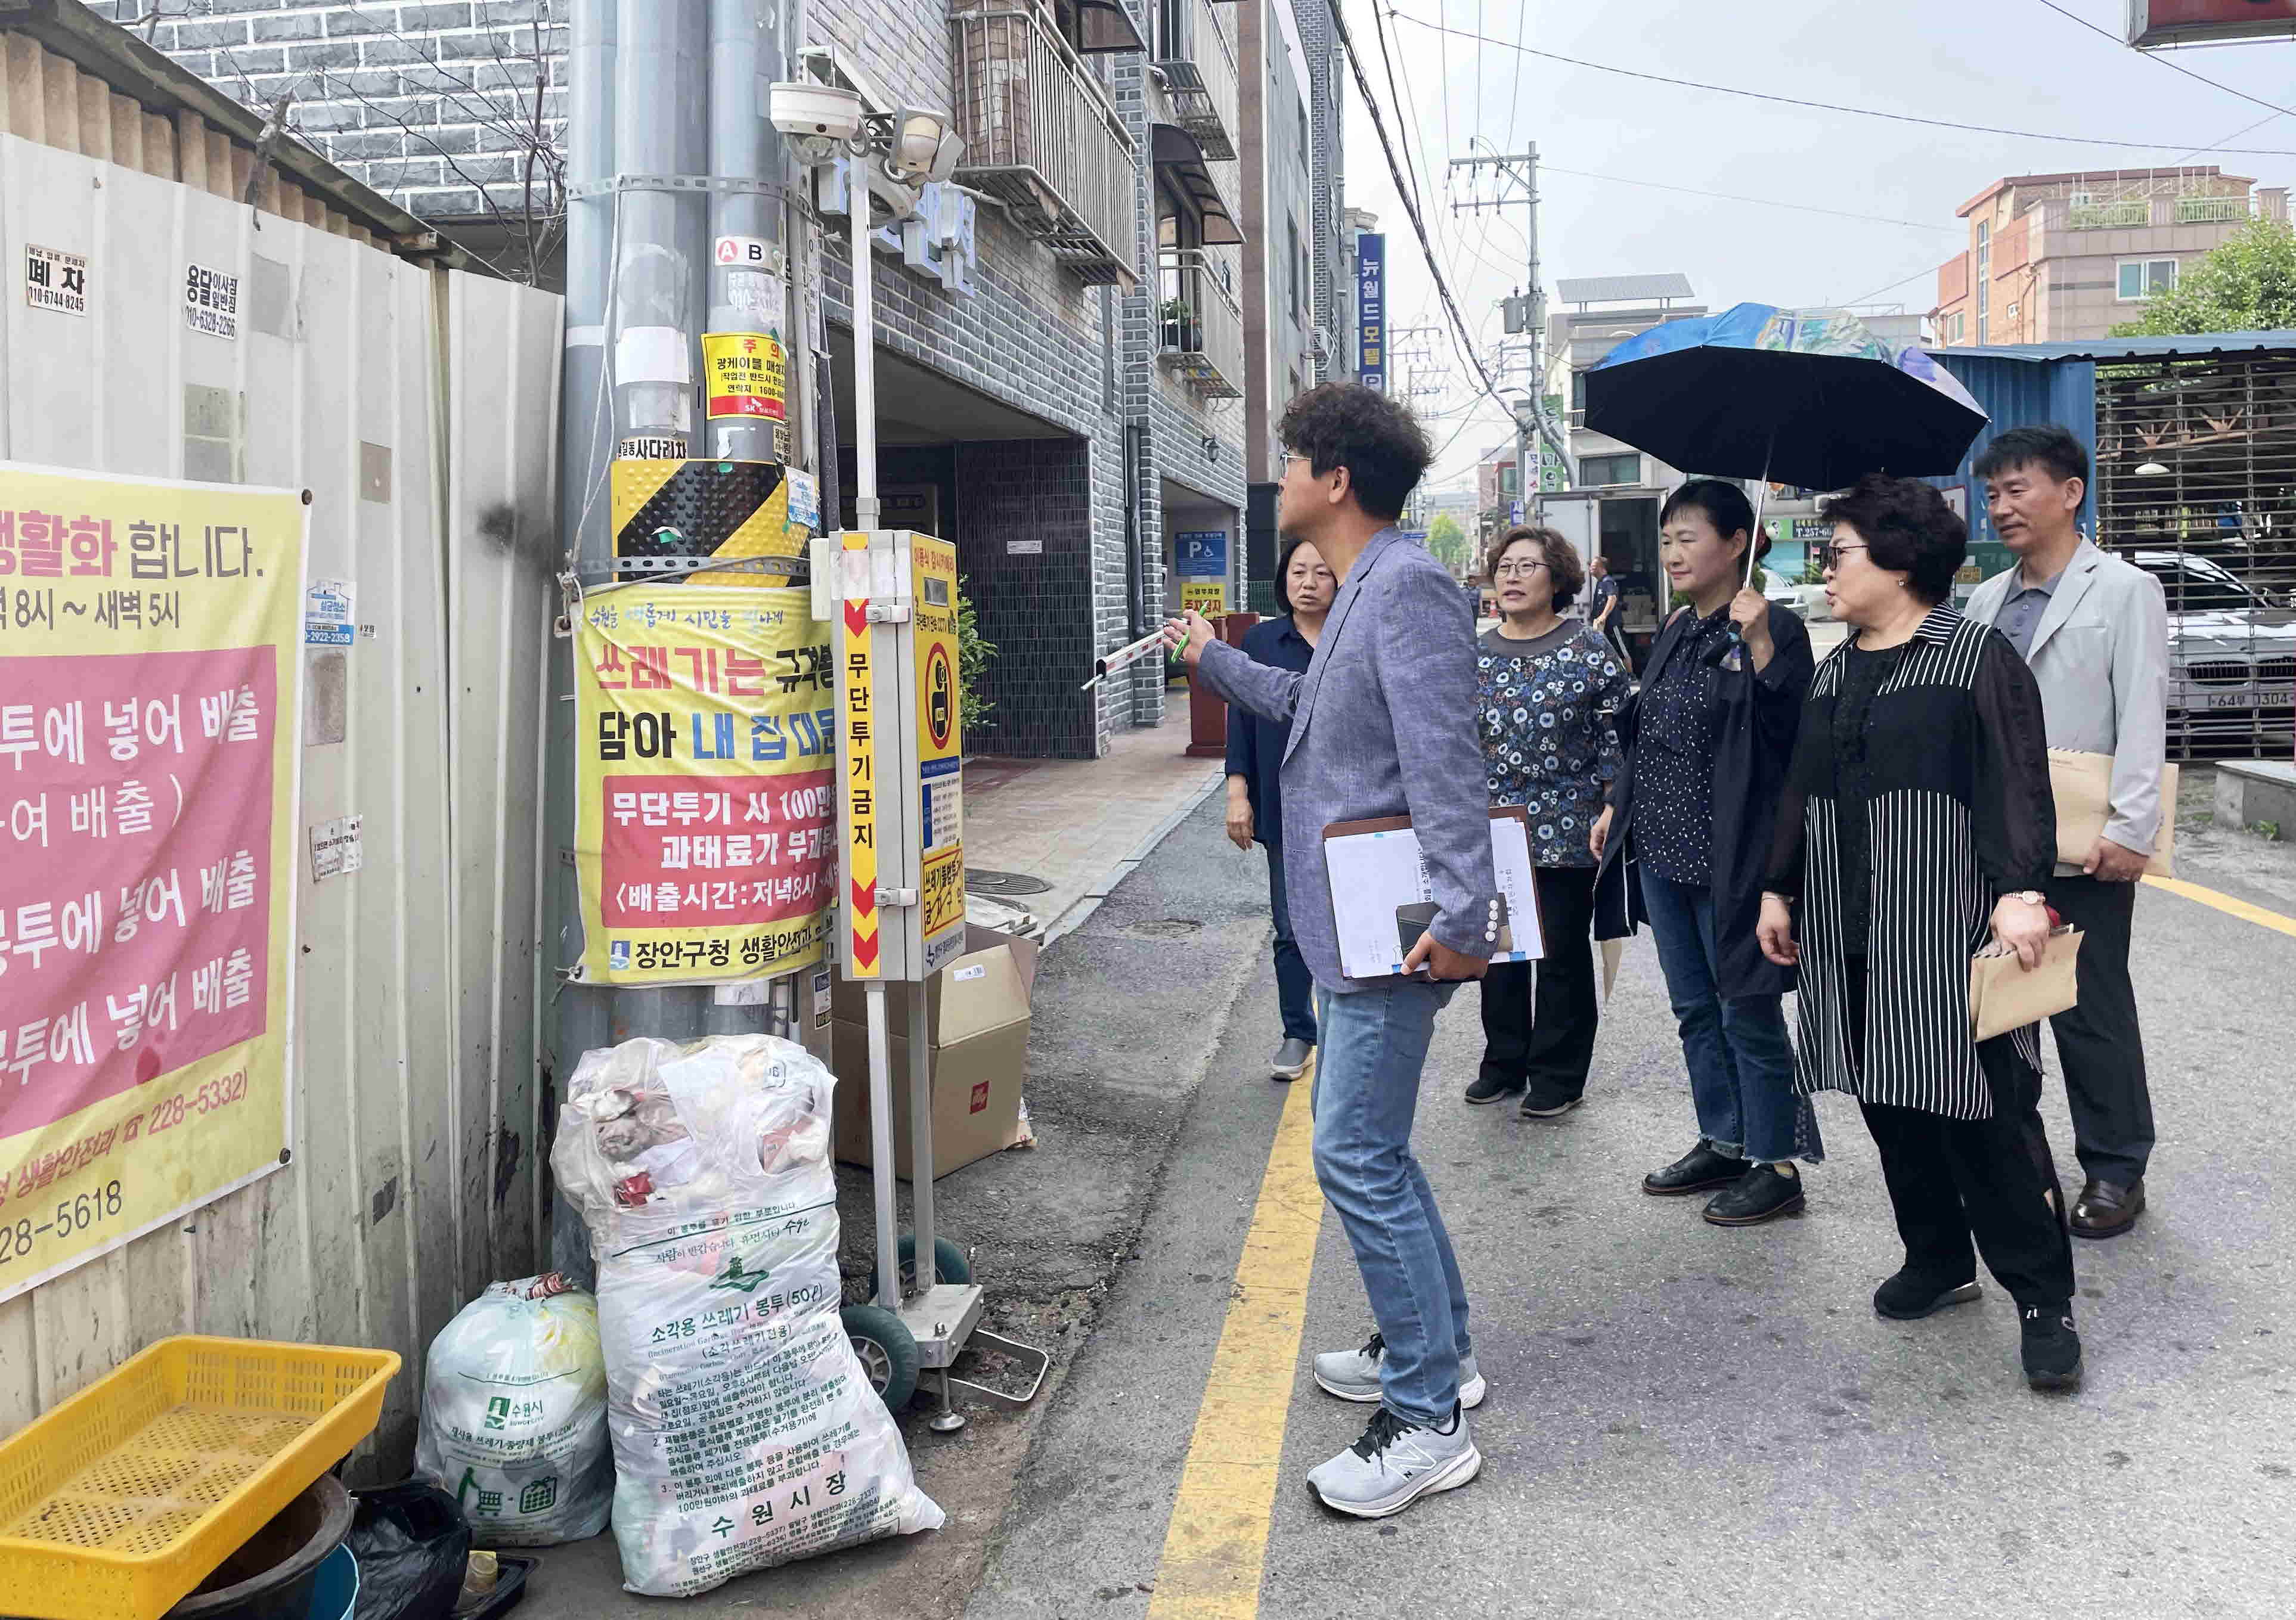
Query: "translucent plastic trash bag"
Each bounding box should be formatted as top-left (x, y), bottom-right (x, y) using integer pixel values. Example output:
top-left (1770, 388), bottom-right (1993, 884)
top-left (550, 1034), bottom-right (941, 1596)
top-left (413, 1274), bottom-right (614, 1547)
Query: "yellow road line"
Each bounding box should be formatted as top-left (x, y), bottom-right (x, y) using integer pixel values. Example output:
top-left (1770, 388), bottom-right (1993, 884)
top-left (2144, 874), bottom-right (2296, 940)
top-left (1148, 1065), bottom-right (1323, 1619)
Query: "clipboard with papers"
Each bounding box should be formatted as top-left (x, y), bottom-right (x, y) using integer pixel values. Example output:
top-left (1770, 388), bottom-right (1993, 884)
top-left (1321, 806), bottom-right (1547, 980)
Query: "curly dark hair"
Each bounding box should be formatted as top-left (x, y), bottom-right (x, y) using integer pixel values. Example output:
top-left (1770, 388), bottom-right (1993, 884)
top-left (1819, 473), bottom-right (1967, 606)
top-left (1277, 382), bottom-right (1431, 522)
top-left (1482, 525), bottom-right (1584, 612)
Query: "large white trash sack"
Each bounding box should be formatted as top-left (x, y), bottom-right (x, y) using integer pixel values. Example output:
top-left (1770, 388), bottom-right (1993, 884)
top-left (413, 1274), bottom-right (615, 1546)
top-left (551, 1034), bottom-right (942, 1595)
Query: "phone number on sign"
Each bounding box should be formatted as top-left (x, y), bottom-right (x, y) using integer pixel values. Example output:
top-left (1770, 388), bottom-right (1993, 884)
top-left (0, 1178), bottom-right (123, 1264)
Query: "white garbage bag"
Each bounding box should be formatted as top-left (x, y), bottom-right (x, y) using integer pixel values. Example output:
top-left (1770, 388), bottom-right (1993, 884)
top-left (413, 1274), bottom-right (614, 1547)
top-left (550, 1034), bottom-right (942, 1596)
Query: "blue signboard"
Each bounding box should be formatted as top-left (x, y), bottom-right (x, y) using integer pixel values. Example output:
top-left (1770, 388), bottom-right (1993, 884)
top-left (1356, 234), bottom-right (1386, 392)
top-left (1175, 529), bottom-right (1228, 578)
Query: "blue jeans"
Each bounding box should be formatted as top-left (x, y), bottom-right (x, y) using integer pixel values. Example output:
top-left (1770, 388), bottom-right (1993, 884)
top-left (1639, 870), bottom-right (1799, 1164)
top-left (1266, 841), bottom-right (1317, 1043)
top-left (1313, 979), bottom-right (1471, 1427)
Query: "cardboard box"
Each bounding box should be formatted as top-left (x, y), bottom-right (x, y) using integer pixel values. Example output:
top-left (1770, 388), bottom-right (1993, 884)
top-left (831, 923), bottom-right (1037, 1180)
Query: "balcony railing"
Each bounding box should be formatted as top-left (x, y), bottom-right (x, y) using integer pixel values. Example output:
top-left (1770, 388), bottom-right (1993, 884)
top-left (1155, 0), bottom-right (1240, 162)
top-left (2069, 198), bottom-right (2151, 229)
top-left (1158, 247), bottom-right (1245, 398)
top-left (2175, 194), bottom-right (2247, 224)
top-left (950, 3), bottom-right (1139, 286)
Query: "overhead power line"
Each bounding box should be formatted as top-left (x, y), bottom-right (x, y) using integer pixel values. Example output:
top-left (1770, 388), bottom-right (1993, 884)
top-left (1384, 8), bottom-right (2296, 156)
top-left (1539, 164), bottom-right (1960, 233)
top-left (1327, 0), bottom-right (1508, 408)
top-left (2032, 0), bottom-right (2296, 123)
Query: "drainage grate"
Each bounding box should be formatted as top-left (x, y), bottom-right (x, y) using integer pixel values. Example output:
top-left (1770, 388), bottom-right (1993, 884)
top-left (966, 868), bottom-right (1053, 896)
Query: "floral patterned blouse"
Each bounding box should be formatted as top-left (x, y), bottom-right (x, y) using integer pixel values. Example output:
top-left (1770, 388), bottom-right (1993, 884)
top-left (1476, 622), bottom-right (1632, 868)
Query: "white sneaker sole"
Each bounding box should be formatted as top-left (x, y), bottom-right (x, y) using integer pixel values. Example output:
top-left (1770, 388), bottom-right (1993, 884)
top-left (1308, 1441), bottom-right (1483, 1519)
top-left (1313, 1369), bottom-right (1487, 1409)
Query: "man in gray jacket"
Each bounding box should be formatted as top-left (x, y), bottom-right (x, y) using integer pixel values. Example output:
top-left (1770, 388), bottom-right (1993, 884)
top-left (1167, 383), bottom-right (1500, 1519)
top-left (1967, 424), bottom-right (2170, 1239)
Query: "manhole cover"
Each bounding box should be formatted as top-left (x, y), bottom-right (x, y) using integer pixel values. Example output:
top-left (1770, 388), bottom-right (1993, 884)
top-left (1124, 918), bottom-right (1204, 939)
top-left (967, 868), bottom-right (1052, 896)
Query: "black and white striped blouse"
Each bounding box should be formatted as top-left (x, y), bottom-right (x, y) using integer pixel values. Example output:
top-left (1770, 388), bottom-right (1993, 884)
top-left (1764, 609), bottom-right (2055, 1119)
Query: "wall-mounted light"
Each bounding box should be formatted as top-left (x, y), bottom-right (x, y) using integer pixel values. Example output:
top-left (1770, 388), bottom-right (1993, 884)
top-left (1202, 435), bottom-right (1219, 464)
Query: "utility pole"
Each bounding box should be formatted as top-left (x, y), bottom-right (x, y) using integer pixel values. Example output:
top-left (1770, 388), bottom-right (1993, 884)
top-left (1452, 144), bottom-right (1572, 511)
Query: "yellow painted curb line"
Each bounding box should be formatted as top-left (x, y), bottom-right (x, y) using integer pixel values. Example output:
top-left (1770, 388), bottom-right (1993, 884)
top-left (1148, 1064), bottom-right (1323, 1619)
top-left (2143, 874), bottom-right (2296, 940)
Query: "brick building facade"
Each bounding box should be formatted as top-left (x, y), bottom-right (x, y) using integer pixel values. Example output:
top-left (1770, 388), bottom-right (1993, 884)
top-left (91, 0), bottom-right (1331, 758)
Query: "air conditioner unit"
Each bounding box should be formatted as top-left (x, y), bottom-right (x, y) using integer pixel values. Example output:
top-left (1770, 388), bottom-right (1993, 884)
top-left (1312, 327), bottom-right (1333, 362)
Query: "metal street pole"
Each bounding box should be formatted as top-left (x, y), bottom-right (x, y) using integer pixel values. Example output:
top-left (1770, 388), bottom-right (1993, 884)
top-left (1452, 144), bottom-right (1572, 505)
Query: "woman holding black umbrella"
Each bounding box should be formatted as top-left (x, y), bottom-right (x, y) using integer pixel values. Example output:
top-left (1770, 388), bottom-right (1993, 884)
top-left (1591, 479), bottom-right (1818, 1225)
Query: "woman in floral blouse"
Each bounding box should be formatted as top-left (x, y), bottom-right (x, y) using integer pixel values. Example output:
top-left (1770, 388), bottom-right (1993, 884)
top-left (1466, 526), bottom-right (1631, 1118)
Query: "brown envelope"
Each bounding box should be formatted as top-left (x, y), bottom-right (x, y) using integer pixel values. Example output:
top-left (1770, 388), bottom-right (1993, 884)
top-left (2049, 749), bottom-right (2177, 876)
top-left (1970, 926), bottom-right (2082, 1043)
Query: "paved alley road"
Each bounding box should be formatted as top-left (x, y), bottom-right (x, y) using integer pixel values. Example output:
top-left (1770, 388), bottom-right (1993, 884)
top-left (966, 778), bottom-right (2296, 1620)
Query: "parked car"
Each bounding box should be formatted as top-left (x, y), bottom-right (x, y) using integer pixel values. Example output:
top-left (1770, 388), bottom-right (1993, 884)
top-left (2128, 550), bottom-right (2296, 757)
top-left (1762, 570), bottom-right (1807, 618)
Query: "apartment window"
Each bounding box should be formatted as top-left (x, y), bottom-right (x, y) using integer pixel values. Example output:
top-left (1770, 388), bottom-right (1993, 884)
top-left (2117, 258), bottom-right (2178, 300)
top-left (1579, 453), bottom-right (1640, 486)
top-left (1157, 0), bottom-right (1189, 58)
top-left (1947, 312), bottom-right (1966, 343)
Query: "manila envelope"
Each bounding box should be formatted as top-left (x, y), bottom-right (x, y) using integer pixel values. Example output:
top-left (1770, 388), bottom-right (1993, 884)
top-left (1970, 926), bottom-right (2082, 1044)
top-left (2049, 749), bottom-right (2177, 877)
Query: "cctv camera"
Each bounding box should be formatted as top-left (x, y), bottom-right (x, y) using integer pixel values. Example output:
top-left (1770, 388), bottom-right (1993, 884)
top-left (769, 81), bottom-right (863, 144)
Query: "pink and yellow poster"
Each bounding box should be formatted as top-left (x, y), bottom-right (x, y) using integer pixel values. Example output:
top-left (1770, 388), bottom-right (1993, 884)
top-left (0, 464), bottom-right (305, 1304)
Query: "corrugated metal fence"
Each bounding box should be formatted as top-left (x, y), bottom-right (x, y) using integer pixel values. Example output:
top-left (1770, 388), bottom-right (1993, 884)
top-left (0, 125), bottom-right (562, 1469)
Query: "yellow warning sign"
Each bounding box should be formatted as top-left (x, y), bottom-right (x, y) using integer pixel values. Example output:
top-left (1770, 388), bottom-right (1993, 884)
top-left (610, 458), bottom-right (812, 588)
top-left (1180, 578), bottom-right (1226, 617)
top-left (702, 331), bottom-right (787, 423)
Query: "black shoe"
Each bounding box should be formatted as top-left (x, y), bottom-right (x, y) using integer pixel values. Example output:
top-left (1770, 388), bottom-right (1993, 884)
top-left (1520, 1092), bottom-right (1583, 1119)
top-left (1702, 1162), bottom-right (1806, 1227)
top-left (2071, 1176), bottom-right (2145, 1239)
top-left (1643, 1141), bottom-right (1745, 1196)
top-left (2020, 1302), bottom-right (2083, 1392)
top-left (1873, 1269), bottom-right (1982, 1321)
top-left (1464, 1073), bottom-right (1525, 1106)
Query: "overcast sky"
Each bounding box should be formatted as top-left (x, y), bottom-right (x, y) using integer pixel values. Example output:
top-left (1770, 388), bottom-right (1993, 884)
top-left (1343, 0), bottom-right (2296, 485)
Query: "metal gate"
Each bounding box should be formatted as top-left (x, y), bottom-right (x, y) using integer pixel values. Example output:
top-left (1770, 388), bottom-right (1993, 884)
top-left (2093, 350), bottom-right (2296, 762)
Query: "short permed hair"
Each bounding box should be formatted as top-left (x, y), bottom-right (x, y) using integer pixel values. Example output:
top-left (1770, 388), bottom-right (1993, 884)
top-left (1658, 477), bottom-right (1770, 561)
top-left (1482, 525), bottom-right (1585, 613)
top-left (1972, 423), bottom-right (2088, 489)
top-left (1820, 473), bottom-right (1967, 607)
top-left (1278, 382), bottom-right (1431, 521)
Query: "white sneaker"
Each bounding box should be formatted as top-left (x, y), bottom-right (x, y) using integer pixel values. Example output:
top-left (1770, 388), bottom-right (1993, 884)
top-left (1305, 1404), bottom-right (1482, 1519)
top-left (1312, 1331), bottom-right (1486, 1408)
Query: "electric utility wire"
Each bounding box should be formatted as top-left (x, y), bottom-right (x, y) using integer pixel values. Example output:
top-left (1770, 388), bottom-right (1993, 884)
top-left (1384, 9), bottom-right (2296, 155)
top-left (2032, 0), bottom-right (2296, 122)
top-left (1336, 0), bottom-right (1509, 406)
top-left (1540, 164), bottom-right (1960, 232)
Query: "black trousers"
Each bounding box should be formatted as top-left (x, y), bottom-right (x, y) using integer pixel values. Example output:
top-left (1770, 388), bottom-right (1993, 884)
top-left (1477, 864), bottom-right (1600, 1104)
top-left (1848, 960), bottom-right (2076, 1309)
top-left (2043, 875), bottom-right (2154, 1185)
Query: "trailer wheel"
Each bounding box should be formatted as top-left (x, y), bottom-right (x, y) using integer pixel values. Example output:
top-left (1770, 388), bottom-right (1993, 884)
top-left (841, 1304), bottom-right (920, 1411)
top-left (897, 1234), bottom-right (972, 1292)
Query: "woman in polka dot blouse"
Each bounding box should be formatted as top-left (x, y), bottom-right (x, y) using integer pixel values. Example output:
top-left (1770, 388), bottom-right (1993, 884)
top-left (1465, 526), bottom-right (1631, 1119)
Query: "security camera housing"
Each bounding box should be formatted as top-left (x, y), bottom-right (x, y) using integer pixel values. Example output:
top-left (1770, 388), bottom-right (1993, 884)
top-left (767, 82), bottom-right (863, 143)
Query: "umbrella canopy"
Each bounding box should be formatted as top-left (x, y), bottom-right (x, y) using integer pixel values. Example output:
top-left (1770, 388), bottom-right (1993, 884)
top-left (1583, 303), bottom-right (1987, 493)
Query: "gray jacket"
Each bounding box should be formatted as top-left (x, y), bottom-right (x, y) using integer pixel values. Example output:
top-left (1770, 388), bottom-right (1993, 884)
top-left (1195, 527), bottom-right (1501, 992)
top-left (1965, 537), bottom-right (2170, 859)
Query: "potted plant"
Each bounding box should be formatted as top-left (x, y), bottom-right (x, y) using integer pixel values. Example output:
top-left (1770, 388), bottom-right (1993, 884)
top-left (1160, 297), bottom-right (1200, 352)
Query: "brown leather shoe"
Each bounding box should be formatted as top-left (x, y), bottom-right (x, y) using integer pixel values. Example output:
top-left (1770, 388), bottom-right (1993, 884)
top-left (2071, 1176), bottom-right (2145, 1239)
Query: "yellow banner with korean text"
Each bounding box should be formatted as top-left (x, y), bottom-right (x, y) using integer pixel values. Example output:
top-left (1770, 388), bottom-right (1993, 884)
top-left (0, 463), bottom-right (306, 1306)
top-left (573, 585), bottom-right (836, 985)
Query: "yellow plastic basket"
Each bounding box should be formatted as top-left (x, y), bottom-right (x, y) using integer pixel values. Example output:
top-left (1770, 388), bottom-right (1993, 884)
top-left (0, 1336), bottom-right (400, 1620)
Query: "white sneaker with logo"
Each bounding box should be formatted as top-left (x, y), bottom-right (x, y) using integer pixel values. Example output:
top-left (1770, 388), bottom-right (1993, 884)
top-left (1305, 1404), bottom-right (1482, 1519)
top-left (1312, 1331), bottom-right (1486, 1408)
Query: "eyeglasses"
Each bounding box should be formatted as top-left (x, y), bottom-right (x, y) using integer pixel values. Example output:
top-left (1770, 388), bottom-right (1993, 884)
top-left (1492, 560), bottom-right (1549, 579)
top-left (1815, 541), bottom-right (1871, 573)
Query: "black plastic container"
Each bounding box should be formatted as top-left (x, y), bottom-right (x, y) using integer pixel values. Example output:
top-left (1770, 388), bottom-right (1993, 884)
top-left (165, 1473), bottom-right (354, 1620)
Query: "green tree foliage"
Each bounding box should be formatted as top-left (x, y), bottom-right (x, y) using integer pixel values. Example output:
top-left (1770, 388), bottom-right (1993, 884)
top-left (1427, 513), bottom-right (1470, 573)
top-left (957, 576), bottom-right (996, 747)
top-left (2112, 218), bottom-right (2296, 337)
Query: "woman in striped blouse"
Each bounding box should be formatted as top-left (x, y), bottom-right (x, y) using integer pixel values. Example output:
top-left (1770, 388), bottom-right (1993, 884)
top-left (1755, 474), bottom-right (2081, 1394)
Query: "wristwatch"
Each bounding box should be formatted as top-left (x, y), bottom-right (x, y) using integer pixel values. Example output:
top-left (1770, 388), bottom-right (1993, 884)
top-left (2005, 890), bottom-right (2047, 907)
